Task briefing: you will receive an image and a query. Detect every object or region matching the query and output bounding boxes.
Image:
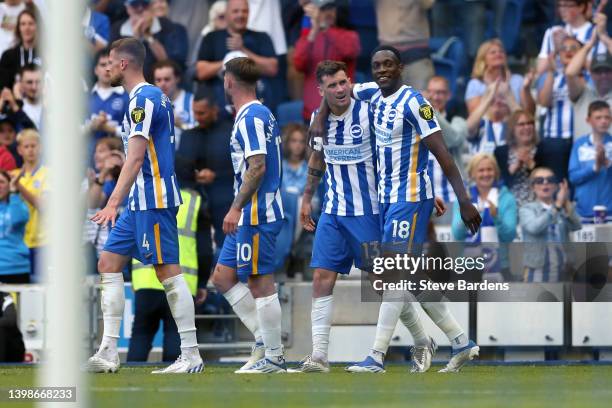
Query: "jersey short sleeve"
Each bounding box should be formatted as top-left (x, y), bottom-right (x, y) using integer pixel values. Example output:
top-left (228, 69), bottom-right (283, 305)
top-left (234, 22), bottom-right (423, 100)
top-left (405, 94), bottom-right (441, 139)
top-left (238, 114), bottom-right (268, 158)
top-left (353, 82), bottom-right (379, 102)
top-left (128, 94), bottom-right (155, 140)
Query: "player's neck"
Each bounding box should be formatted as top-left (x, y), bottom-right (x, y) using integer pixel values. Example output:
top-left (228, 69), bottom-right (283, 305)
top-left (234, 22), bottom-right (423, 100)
top-left (23, 160), bottom-right (39, 172)
top-left (591, 131), bottom-right (605, 143)
top-left (568, 17), bottom-right (587, 29)
top-left (380, 83), bottom-right (402, 98)
top-left (232, 93), bottom-right (258, 114)
top-left (123, 75), bottom-right (147, 95)
top-left (329, 103), bottom-right (349, 117)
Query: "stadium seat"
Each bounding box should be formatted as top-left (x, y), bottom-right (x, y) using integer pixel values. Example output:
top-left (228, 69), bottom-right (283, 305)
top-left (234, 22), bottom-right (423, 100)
top-left (276, 100), bottom-right (304, 127)
top-left (429, 36), bottom-right (467, 99)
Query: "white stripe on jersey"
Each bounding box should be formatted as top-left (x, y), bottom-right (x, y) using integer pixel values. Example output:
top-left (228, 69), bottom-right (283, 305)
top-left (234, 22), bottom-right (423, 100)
top-left (136, 168), bottom-right (147, 210)
top-left (354, 83), bottom-right (440, 203)
top-left (310, 98), bottom-right (378, 216)
top-left (129, 97), bottom-right (155, 140)
top-left (171, 175), bottom-right (181, 207)
top-left (543, 73), bottom-right (573, 139)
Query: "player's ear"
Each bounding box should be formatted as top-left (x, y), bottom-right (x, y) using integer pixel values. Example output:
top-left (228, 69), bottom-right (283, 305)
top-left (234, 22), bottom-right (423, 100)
top-left (318, 85), bottom-right (324, 97)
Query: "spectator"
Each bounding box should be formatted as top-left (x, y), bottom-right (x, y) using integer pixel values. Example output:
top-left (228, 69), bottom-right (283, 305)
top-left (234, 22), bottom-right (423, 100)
top-left (374, 0), bottom-right (434, 91)
top-left (452, 153), bottom-right (517, 244)
top-left (568, 100), bottom-right (612, 222)
top-left (151, 0), bottom-right (169, 17)
top-left (0, 291), bottom-right (26, 362)
top-left (293, 0), bottom-right (360, 120)
top-left (520, 167), bottom-right (581, 282)
top-left (0, 141), bottom-right (16, 171)
top-left (16, 64), bottom-right (42, 129)
top-left (494, 109), bottom-right (544, 205)
top-left (451, 153), bottom-right (517, 278)
top-left (0, 170), bottom-right (30, 282)
top-left (0, 87), bottom-right (36, 137)
top-left (176, 92), bottom-right (234, 274)
top-left (110, 0), bottom-right (189, 80)
top-left (87, 48), bottom-right (128, 142)
top-left (0, 1), bottom-right (26, 57)
top-left (10, 128), bottom-right (47, 278)
top-left (84, 2), bottom-right (111, 53)
top-left (536, 0), bottom-right (607, 75)
top-left (0, 8), bottom-right (40, 90)
top-left (195, 0), bottom-right (278, 117)
top-left (566, 18), bottom-right (612, 138)
top-left (466, 39), bottom-right (535, 115)
top-left (189, 1), bottom-right (227, 76)
top-left (424, 75), bottom-right (468, 206)
top-left (247, 0), bottom-right (287, 57)
top-left (466, 80), bottom-right (518, 155)
top-left (432, 0), bottom-right (487, 61)
top-left (276, 124), bottom-right (308, 270)
top-left (0, 118), bottom-right (22, 167)
top-left (152, 60), bottom-right (195, 145)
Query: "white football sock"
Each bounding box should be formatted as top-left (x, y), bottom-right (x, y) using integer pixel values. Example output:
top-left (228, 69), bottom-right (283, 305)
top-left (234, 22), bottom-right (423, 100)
top-left (400, 300), bottom-right (429, 346)
top-left (420, 302), bottom-right (467, 348)
top-left (223, 282), bottom-right (262, 343)
top-left (162, 274), bottom-right (198, 353)
top-left (311, 295), bottom-right (333, 363)
top-left (371, 292), bottom-right (403, 357)
top-left (99, 273), bottom-right (124, 357)
top-left (255, 293), bottom-right (283, 358)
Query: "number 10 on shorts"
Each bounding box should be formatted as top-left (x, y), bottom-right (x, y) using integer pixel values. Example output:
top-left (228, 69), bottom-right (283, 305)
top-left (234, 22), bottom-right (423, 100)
top-left (237, 243), bottom-right (252, 263)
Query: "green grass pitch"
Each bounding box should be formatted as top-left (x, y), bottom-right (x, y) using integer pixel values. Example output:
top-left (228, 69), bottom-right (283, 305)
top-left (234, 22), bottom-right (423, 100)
top-left (1, 364), bottom-right (611, 408)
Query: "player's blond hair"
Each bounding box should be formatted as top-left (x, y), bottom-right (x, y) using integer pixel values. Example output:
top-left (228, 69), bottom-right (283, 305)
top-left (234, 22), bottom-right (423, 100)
top-left (16, 128), bottom-right (40, 145)
top-left (466, 153), bottom-right (500, 181)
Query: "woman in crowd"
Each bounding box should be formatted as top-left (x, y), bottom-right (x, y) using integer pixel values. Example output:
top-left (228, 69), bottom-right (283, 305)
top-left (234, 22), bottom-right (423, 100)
top-left (465, 39), bottom-right (534, 116)
top-left (494, 109), bottom-right (544, 206)
top-left (0, 8), bottom-right (39, 90)
top-left (0, 170), bottom-right (30, 283)
top-left (452, 154), bottom-right (517, 279)
top-left (519, 167), bottom-right (581, 282)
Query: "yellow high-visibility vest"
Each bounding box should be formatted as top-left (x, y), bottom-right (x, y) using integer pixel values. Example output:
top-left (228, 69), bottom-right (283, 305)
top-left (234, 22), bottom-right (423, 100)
top-left (132, 189), bottom-right (200, 295)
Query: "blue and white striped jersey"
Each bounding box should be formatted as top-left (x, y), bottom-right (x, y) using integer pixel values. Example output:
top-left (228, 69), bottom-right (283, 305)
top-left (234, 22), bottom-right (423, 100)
top-left (468, 119), bottom-right (507, 155)
top-left (310, 98), bottom-right (378, 216)
top-left (539, 22), bottom-right (607, 64)
top-left (230, 100), bottom-right (284, 226)
top-left (542, 73), bottom-right (573, 139)
top-left (121, 82), bottom-right (182, 211)
top-left (353, 82), bottom-right (440, 203)
top-left (173, 89), bottom-right (195, 129)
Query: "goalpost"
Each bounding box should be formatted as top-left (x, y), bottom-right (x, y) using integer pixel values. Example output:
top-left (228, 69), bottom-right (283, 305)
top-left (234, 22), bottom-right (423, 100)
top-left (39, 0), bottom-right (88, 406)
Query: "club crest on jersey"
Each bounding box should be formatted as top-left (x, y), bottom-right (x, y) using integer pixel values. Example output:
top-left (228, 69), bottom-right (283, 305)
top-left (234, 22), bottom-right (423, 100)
top-left (131, 107), bottom-right (146, 124)
top-left (387, 109), bottom-right (398, 121)
top-left (350, 124), bottom-right (364, 138)
top-left (419, 104), bottom-right (434, 121)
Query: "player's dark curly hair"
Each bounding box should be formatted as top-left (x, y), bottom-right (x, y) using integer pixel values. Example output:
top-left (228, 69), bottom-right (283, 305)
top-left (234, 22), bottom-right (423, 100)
top-left (315, 60), bottom-right (348, 84)
top-left (371, 45), bottom-right (402, 64)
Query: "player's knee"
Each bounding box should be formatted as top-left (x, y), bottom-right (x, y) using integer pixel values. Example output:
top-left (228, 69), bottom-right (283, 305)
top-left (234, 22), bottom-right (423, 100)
top-left (211, 264), bottom-right (232, 293)
top-left (97, 256), bottom-right (113, 274)
top-left (313, 270), bottom-right (335, 297)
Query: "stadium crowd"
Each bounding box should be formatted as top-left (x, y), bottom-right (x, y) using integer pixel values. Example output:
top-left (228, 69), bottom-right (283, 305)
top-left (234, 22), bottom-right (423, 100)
top-left (1, 0), bottom-right (612, 361)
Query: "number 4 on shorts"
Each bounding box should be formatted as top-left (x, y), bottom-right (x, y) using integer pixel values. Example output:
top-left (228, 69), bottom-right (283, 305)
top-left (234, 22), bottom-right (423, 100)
top-left (142, 233), bottom-right (150, 251)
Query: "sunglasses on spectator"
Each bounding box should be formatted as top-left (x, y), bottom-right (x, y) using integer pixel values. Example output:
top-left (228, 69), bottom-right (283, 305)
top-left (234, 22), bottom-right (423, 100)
top-left (560, 45), bottom-right (580, 52)
top-left (533, 176), bottom-right (557, 185)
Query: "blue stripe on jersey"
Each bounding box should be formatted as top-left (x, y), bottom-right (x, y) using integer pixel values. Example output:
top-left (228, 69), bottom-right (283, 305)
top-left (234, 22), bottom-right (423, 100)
top-left (376, 101), bottom-right (386, 127)
top-left (397, 123), bottom-right (411, 201)
top-left (335, 119), bottom-right (345, 145)
top-left (340, 165), bottom-right (354, 216)
top-left (244, 115), bottom-right (261, 151)
top-left (356, 161), bottom-right (373, 215)
top-left (418, 144), bottom-right (430, 201)
top-left (386, 88), bottom-right (409, 130)
top-left (383, 147), bottom-right (393, 199)
top-left (414, 93), bottom-right (438, 130)
top-left (351, 101), bottom-right (362, 144)
top-left (328, 163), bottom-right (339, 214)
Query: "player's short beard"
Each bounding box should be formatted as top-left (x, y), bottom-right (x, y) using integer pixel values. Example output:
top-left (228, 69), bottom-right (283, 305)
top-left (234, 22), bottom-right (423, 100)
top-left (110, 73), bottom-right (124, 88)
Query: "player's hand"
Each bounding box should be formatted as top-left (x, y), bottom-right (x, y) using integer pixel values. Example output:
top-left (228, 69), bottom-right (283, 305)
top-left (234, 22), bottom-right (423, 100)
top-left (459, 199), bottom-right (482, 235)
top-left (91, 204), bottom-right (119, 227)
top-left (556, 178), bottom-right (569, 208)
top-left (300, 201), bottom-right (316, 231)
top-left (223, 207), bottom-right (241, 234)
top-left (195, 168), bottom-right (216, 184)
top-left (308, 113), bottom-right (326, 145)
top-left (195, 288), bottom-right (208, 306)
top-left (434, 197), bottom-right (446, 217)
top-left (226, 33), bottom-right (244, 51)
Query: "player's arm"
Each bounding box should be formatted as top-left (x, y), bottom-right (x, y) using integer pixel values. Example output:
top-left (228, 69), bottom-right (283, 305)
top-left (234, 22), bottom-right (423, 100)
top-left (565, 31), bottom-right (597, 102)
top-left (423, 131), bottom-right (481, 234)
top-left (222, 154), bottom-right (266, 234)
top-left (308, 97), bottom-right (330, 145)
top-left (301, 149), bottom-right (325, 231)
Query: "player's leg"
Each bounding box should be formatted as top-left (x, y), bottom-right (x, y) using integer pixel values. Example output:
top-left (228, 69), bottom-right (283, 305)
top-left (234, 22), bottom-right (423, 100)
top-left (236, 221), bottom-right (286, 374)
top-left (212, 233), bottom-right (264, 370)
top-left (86, 209), bottom-right (134, 373)
top-left (133, 208), bottom-right (202, 374)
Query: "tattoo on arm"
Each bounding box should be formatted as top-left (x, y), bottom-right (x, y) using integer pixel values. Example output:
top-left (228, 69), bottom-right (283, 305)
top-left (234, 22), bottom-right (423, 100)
top-left (231, 154), bottom-right (266, 210)
top-left (304, 150), bottom-right (325, 200)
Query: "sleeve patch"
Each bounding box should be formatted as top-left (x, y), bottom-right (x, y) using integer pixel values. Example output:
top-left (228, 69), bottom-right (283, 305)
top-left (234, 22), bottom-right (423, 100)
top-left (418, 103), bottom-right (434, 121)
top-left (131, 107), bottom-right (146, 124)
